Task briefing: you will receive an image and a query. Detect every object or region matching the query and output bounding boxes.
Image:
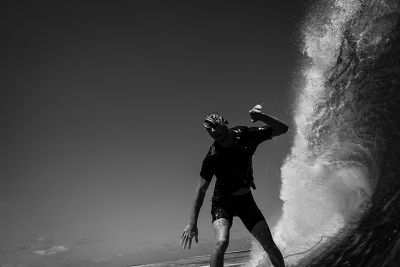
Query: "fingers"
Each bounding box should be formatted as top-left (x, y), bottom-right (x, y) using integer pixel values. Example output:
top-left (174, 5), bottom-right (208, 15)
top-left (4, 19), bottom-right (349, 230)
top-left (180, 226), bottom-right (199, 249)
top-left (180, 229), bottom-right (187, 247)
top-left (185, 235), bottom-right (192, 249)
top-left (249, 109), bottom-right (261, 114)
top-left (249, 103), bottom-right (263, 123)
top-left (181, 235), bottom-right (186, 248)
top-left (181, 234), bottom-right (195, 249)
top-left (180, 233), bottom-right (189, 249)
top-left (249, 104), bottom-right (263, 114)
top-left (181, 233), bottom-right (188, 248)
top-left (180, 226), bottom-right (189, 247)
top-left (188, 236), bottom-right (192, 249)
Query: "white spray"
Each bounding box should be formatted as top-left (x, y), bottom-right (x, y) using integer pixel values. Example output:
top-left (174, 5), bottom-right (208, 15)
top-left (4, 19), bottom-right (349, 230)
top-left (247, 0), bottom-right (375, 266)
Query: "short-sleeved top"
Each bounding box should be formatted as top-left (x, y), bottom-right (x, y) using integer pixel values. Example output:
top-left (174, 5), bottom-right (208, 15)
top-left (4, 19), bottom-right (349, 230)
top-left (200, 125), bottom-right (272, 196)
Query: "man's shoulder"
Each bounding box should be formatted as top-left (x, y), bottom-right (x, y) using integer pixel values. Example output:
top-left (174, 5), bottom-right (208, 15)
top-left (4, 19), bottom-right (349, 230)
top-left (230, 126), bottom-right (250, 139)
top-left (205, 143), bottom-right (217, 157)
top-left (230, 125), bottom-right (249, 134)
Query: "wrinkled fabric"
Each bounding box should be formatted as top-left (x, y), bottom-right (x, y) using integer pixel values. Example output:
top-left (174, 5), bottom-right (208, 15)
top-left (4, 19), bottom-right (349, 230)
top-left (200, 125), bottom-right (272, 195)
top-left (211, 192), bottom-right (265, 231)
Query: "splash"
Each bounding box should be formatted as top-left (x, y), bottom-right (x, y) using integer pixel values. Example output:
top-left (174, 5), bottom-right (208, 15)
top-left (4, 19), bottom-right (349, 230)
top-left (248, 0), bottom-right (400, 266)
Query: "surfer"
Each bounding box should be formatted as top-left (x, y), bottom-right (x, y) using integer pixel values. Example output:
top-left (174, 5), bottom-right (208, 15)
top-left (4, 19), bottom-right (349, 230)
top-left (181, 104), bottom-right (288, 267)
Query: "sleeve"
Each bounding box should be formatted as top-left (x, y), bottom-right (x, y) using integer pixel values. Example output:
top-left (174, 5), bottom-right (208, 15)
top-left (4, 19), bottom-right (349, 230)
top-left (199, 148), bottom-right (216, 182)
top-left (248, 125), bottom-right (273, 145)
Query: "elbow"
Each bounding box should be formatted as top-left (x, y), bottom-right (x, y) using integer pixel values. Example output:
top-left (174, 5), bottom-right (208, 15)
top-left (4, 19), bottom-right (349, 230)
top-left (276, 125), bottom-right (288, 136)
top-left (271, 124), bottom-right (288, 137)
top-left (282, 125), bottom-right (289, 134)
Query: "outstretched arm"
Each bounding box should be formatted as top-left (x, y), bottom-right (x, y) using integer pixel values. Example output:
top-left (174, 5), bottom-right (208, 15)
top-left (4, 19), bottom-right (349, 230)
top-left (249, 104), bottom-right (289, 137)
top-left (181, 177), bottom-right (210, 249)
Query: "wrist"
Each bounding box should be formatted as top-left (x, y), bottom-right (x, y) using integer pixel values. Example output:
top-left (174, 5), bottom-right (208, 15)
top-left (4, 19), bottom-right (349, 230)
top-left (256, 113), bottom-right (267, 121)
top-left (250, 112), bottom-right (264, 121)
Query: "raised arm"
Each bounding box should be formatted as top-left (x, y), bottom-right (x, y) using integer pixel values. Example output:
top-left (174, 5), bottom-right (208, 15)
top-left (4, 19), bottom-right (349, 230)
top-left (249, 104), bottom-right (289, 137)
top-left (181, 177), bottom-right (210, 249)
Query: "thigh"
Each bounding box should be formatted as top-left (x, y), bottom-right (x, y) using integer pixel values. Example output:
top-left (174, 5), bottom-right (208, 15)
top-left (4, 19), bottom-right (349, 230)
top-left (250, 219), bottom-right (274, 241)
top-left (212, 218), bottom-right (232, 241)
top-left (236, 193), bottom-right (265, 232)
top-left (211, 196), bottom-right (234, 226)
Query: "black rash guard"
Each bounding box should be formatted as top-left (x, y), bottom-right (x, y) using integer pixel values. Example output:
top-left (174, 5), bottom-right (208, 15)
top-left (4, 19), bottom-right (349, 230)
top-left (200, 125), bottom-right (272, 196)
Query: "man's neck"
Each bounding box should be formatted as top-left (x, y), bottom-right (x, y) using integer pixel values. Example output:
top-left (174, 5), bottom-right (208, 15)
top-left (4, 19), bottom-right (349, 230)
top-left (216, 131), bottom-right (235, 148)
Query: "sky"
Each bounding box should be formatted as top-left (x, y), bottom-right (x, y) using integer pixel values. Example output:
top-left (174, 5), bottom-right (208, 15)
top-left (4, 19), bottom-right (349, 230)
top-left (0, 1), bottom-right (310, 266)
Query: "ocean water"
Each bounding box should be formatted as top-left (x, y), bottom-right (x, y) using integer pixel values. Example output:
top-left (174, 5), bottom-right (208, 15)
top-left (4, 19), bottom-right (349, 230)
top-left (248, 0), bottom-right (400, 266)
top-left (130, 250), bottom-right (251, 267)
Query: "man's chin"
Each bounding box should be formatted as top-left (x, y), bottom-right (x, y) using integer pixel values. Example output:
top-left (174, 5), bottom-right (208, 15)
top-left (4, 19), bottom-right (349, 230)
top-left (216, 135), bottom-right (227, 144)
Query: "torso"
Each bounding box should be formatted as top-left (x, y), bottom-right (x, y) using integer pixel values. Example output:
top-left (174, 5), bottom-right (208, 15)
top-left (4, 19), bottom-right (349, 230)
top-left (212, 126), bottom-right (256, 196)
top-left (217, 130), bottom-right (250, 196)
top-left (201, 125), bottom-right (273, 197)
top-left (230, 187), bottom-right (251, 195)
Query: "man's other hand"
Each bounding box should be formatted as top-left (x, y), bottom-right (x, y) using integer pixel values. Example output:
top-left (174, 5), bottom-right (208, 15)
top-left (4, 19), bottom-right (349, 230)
top-left (249, 104), bottom-right (263, 122)
top-left (180, 224), bottom-right (198, 249)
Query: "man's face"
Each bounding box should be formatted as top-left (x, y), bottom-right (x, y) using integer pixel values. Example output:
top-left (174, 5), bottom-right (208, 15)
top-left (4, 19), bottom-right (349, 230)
top-left (205, 122), bottom-right (229, 143)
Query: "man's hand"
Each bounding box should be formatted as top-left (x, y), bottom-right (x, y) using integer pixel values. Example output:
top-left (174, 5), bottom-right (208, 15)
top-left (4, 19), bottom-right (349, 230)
top-left (249, 104), bottom-right (263, 122)
top-left (180, 224), bottom-right (198, 249)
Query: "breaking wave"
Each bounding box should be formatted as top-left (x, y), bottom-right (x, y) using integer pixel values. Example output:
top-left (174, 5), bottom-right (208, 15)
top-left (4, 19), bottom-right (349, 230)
top-left (249, 0), bottom-right (400, 266)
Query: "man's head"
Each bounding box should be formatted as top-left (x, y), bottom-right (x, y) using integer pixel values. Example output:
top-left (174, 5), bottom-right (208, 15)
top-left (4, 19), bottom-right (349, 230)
top-left (203, 113), bottom-right (229, 143)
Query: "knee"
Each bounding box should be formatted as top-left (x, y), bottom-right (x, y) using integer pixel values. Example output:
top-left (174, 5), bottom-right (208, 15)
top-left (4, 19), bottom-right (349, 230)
top-left (214, 239), bottom-right (229, 253)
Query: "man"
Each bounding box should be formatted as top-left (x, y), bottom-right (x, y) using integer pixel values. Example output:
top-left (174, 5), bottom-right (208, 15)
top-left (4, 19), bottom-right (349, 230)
top-left (181, 104), bottom-right (288, 267)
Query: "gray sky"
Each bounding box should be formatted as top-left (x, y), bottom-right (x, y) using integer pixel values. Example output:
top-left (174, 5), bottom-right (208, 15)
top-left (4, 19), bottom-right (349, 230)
top-left (0, 1), bottom-right (308, 265)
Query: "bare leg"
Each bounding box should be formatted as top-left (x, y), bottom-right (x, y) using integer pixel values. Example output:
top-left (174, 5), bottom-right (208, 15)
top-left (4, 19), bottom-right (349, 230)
top-left (210, 218), bottom-right (231, 267)
top-left (251, 220), bottom-right (285, 267)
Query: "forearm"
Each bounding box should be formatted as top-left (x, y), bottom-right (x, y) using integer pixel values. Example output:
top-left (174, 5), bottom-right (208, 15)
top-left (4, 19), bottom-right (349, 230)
top-left (189, 189), bottom-right (206, 226)
top-left (258, 113), bottom-right (289, 135)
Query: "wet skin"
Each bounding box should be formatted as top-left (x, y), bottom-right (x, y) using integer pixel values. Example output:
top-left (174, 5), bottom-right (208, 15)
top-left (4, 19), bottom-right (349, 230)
top-left (206, 124), bottom-right (234, 147)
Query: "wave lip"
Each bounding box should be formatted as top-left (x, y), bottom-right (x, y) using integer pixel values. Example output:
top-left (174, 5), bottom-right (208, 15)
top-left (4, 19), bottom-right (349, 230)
top-left (249, 0), bottom-right (400, 266)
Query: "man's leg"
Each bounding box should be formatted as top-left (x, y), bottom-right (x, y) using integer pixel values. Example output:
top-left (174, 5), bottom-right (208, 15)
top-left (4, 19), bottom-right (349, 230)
top-left (251, 220), bottom-right (285, 267)
top-left (210, 218), bottom-right (231, 267)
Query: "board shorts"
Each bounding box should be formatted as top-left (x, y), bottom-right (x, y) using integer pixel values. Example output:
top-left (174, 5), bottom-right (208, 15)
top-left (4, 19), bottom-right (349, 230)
top-left (211, 191), bottom-right (265, 232)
